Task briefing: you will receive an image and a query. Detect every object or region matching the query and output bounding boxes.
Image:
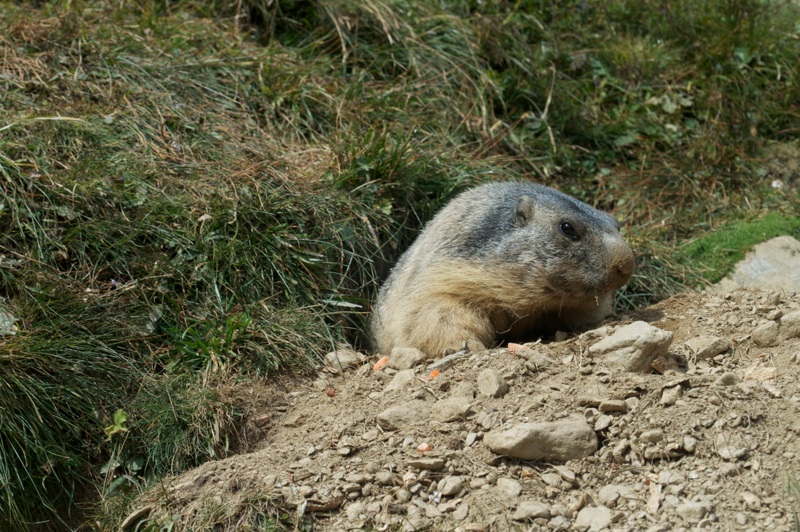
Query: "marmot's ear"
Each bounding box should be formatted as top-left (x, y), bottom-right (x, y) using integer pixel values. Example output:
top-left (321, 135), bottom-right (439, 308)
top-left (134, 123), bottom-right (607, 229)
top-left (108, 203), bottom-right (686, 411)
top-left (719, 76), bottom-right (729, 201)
top-left (516, 195), bottom-right (535, 225)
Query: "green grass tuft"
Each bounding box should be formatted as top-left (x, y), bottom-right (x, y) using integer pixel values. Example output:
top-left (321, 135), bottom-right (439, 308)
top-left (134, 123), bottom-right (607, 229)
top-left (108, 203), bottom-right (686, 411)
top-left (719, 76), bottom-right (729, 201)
top-left (679, 213), bottom-right (800, 284)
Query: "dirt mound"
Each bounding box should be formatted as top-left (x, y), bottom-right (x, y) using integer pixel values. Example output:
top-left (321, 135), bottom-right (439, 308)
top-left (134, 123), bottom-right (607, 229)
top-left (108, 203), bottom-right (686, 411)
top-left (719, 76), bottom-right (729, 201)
top-left (128, 289), bottom-right (800, 531)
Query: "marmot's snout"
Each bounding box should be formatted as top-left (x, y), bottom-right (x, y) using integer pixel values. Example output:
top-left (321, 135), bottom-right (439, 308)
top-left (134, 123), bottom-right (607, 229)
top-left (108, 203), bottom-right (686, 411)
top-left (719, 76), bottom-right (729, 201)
top-left (608, 241), bottom-right (635, 291)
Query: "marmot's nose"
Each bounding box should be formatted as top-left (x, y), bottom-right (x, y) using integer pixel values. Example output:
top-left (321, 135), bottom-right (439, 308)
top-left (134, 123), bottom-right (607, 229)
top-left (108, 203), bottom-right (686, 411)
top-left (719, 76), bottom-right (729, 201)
top-left (609, 244), bottom-right (635, 289)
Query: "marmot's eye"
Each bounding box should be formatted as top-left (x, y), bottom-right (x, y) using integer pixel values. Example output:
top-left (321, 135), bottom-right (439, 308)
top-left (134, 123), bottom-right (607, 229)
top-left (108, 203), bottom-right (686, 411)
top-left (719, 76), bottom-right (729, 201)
top-left (560, 222), bottom-right (579, 240)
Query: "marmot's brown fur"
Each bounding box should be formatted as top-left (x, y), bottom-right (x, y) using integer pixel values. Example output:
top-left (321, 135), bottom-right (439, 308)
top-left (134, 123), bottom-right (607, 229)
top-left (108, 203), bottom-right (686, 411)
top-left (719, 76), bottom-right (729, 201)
top-left (371, 181), bottom-right (635, 357)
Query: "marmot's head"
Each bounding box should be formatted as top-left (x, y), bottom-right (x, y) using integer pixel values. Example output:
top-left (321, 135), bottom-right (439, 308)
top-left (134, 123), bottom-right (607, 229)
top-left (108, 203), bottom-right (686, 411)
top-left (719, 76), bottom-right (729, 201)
top-left (499, 185), bottom-right (635, 304)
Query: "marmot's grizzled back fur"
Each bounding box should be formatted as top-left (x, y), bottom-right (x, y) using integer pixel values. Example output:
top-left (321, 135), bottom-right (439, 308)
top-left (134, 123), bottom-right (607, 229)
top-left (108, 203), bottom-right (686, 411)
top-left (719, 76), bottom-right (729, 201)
top-left (371, 181), bottom-right (635, 357)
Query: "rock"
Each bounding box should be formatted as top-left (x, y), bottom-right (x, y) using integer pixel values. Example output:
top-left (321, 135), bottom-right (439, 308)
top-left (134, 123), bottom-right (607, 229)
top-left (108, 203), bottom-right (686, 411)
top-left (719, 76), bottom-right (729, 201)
top-left (660, 385), bottom-right (682, 406)
top-left (675, 501), bottom-right (711, 523)
top-left (574, 505), bottom-right (612, 531)
top-left (438, 476), bottom-right (464, 496)
top-left (384, 369), bottom-right (416, 392)
top-left (780, 310), bottom-right (800, 340)
top-left (685, 335), bottom-right (731, 359)
top-left (484, 420), bottom-right (598, 462)
top-left (594, 415), bottom-right (613, 431)
top-left (406, 457), bottom-right (446, 470)
top-left (346, 501), bottom-right (366, 521)
top-left (640, 429), bottom-right (664, 443)
top-left (375, 471), bottom-right (395, 486)
top-left (715, 433), bottom-right (749, 461)
top-left (496, 478), bottom-right (523, 499)
top-left (541, 472), bottom-right (562, 487)
top-left (388, 347), bottom-right (426, 370)
top-left (512, 500), bottom-right (550, 520)
top-left (376, 401), bottom-right (429, 430)
top-left (477, 368), bottom-right (509, 398)
top-left (752, 321), bottom-right (780, 347)
top-left (588, 321), bottom-right (673, 372)
top-left (431, 397), bottom-right (472, 422)
top-left (715, 235), bottom-right (800, 293)
top-left (598, 484), bottom-right (636, 507)
top-left (552, 465), bottom-right (576, 485)
top-left (715, 372), bottom-right (739, 386)
top-left (682, 435), bottom-right (698, 453)
top-left (324, 349), bottom-right (363, 372)
top-left (598, 400), bottom-right (627, 413)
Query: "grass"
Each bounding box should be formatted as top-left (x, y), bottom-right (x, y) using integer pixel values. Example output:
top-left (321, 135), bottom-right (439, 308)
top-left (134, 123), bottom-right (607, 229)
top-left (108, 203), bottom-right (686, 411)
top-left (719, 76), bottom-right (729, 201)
top-left (1, 0), bottom-right (799, 528)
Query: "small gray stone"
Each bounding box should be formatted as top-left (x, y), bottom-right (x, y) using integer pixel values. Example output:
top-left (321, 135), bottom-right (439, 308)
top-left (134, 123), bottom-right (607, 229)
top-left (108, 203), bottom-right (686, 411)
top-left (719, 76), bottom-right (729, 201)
top-left (437, 476), bottom-right (464, 496)
top-left (375, 471), bottom-right (395, 486)
top-left (588, 321), bottom-right (673, 373)
top-left (512, 500), bottom-right (551, 520)
top-left (780, 310), bottom-right (800, 340)
top-left (477, 368), bottom-right (509, 398)
top-left (541, 472), bottom-right (562, 487)
top-left (431, 397), bottom-right (472, 422)
top-left (720, 462), bottom-right (741, 477)
top-left (682, 435), bottom-right (698, 453)
top-left (660, 385), bottom-right (682, 406)
top-left (376, 401), bottom-right (430, 430)
top-left (406, 457), bottom-right (446, 470)
top-left (640, 429), bottom-right (664, 443)
top-left (552, 465), bottom-right (576, 485)
top-left (598, 400), bottom-right (627, 413)
top-left (715, 372), bottom-right (739, 386)
top-left (676, 501), bottom-right (711, 523)
top-left (597, 484), bottom-right (636, 507)
top-left (594, 414), bottom-right (614, 431)
top-left (324, 349), bottom-right (363, 372)
top-left (574, 506), bottom-right (613, 531)
top-left (388, 347), bottom-right (427, 370)
top-left (685, 335), bottom-right (731, 359)
top-left (384, 369), bottom-right (416, 392)
top-left (496, 478), bottom-right (523, 499)
top-left (752, 320), bottom-right (780, 347)
top-left (484, 420), bottom-right (598, 462)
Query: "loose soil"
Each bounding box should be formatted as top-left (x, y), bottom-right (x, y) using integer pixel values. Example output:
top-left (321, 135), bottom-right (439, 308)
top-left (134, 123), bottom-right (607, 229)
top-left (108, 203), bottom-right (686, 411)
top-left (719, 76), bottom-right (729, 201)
top-left (129, 288), bottom-right (800, 531)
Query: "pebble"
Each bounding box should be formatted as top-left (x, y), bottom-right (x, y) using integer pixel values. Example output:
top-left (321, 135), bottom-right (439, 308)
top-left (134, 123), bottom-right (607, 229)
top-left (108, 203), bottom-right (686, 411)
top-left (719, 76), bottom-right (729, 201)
top-left (682, 435), bottom-right (698, 453)
top-left (512, 500), bottom-right (551, 520)
top-left (719, 463), bottom-right (740, 477)
top-left (437, 476), bottom-right (464, 496)
top-left (384, 369), bottom-right (416, 392)
top-left (660, 385), bottom-right (682, 406)
top-left (541, 472), bottom-right (562, 488)
top-left (388, 347), bottom-right (426, 370)
top-left (477, 368), bottom-right (509, 398)
top-left (484, 420), bottom-right (598, 461)
top-left (752, 321), bottom-right (780, 347)
top-left (598, 484), bottom-right (636, 506)
top-left (407, 457), bottom-right (446, 470)
top-left (376, 401), bottom-right (430, 430)
top-left (676, 501), bottom-right (711, 523)
top-left (780, 310), bottom-right (800, 339)
top-left (588, 321), bottom-right (673, 372)
top-left (496, 477), bottom-right (523, 499)
top-left (431, 397), bottom-right (472, 422)
top-left (640, 429), bottom-right (664, 443)
top-left (574, 505), bottom-right (613, 531)
top-left (594, 414), bottom-right (614, 431)
top-left (324, 349), bottom-right (363, 372)
top-left (684, 335), bottom-right (731, 359)
top-left (714, 372), bottom-right (739, 386)
top-left (599, 399), bottom-right (627, 413)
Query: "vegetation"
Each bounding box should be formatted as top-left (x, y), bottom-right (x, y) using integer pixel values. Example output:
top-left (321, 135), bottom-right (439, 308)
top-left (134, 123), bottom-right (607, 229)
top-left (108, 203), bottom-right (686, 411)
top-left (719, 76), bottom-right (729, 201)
top-left (1, 0), bottom-right (798, 528)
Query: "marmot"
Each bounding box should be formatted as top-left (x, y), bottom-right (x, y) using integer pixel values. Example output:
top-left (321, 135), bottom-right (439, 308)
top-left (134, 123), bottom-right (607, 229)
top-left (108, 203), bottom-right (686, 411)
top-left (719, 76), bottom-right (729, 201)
top-left (371, 181), bottom-right (635, 357)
